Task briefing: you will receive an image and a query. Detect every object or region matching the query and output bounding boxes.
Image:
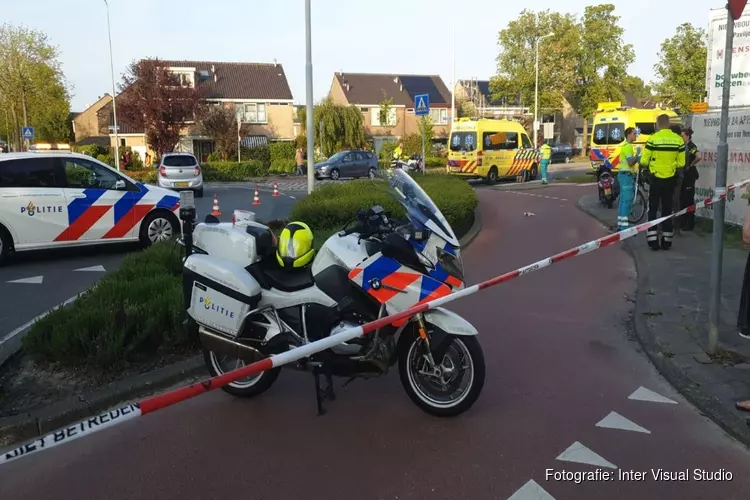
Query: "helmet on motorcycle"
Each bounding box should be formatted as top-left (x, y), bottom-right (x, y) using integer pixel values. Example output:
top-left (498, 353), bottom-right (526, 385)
top-left (276, 221), bottom-right (315, 268)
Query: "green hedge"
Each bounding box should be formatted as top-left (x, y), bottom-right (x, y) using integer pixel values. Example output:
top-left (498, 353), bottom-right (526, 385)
top-left (290, 175), bottom-right (477, 232)
top-left (202, 160), bottom-right (268, 180)
top-left (270, 158), bottom-right (296, 174)
top-left (270, 141), bottom-right (296, 161)
top-left (241, 145), bottom-right (271, 168)
top-left (22, 241), bottom-right (195, 371)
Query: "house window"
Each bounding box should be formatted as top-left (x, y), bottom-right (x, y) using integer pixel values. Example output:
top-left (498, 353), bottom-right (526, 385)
top-left (407, 108), bottom-right (415, 113)
top-left (243, 103), bottom-right (267, 124)
top-left (371, 106), bottom-right (397, 127)
top-left (168, 71), bottom-right (194, 88)
top-left (429, 108), bottom-right (449, 125)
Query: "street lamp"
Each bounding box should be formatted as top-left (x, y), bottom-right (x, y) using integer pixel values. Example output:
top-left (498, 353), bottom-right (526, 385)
top-left (104, 0), bottom-right (120, 171)
top-left (534, 32), bottom-right (553, 147)
top-left (450, 0), bottom-right (455, 123)
top-left (304, 0), bottom-right (315, 194)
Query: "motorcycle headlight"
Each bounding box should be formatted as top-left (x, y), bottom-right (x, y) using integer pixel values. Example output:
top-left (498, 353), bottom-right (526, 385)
top-left (436, 247), bottom-right (464, 282)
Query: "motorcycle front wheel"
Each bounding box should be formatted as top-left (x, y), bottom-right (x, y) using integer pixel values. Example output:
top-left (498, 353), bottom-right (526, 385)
top-left (398, 333), bottom-right (485, 417)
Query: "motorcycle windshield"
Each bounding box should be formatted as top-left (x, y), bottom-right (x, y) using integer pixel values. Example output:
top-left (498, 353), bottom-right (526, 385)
top-left (374, 168), bottom-right (460, 246)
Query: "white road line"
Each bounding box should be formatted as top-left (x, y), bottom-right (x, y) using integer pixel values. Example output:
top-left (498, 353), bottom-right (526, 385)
top-left (501, 191), bottom-right (569, 202)
top-left (0, 294), bottom-right (80, 347)
top-left (507, 480), bottom-right (556, 500)
top-left (628, 386), bottom-right (678, 404)
top-left (596, 411), bottom-right (651, 433)
top-left (556, 441), bottom-right (617, 469)
top-left (7, 275), bottom-right (44, 284)
top-left (74, 265), bottom-right (106, 272)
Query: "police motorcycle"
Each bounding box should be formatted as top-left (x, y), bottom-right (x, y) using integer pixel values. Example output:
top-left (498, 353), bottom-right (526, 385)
top-left (391, 153), bottom-right (423, 173)
top-left (595, 160), bottom-right (619, 209)
top-left (180, 168), bottom-right (485, 416)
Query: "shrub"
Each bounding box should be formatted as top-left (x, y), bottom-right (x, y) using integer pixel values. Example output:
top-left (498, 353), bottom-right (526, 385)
top-left (290, 175), bottom-right (477, 232)
top-left (401, 134), bottom-right (422, 157)
top-left (22, 240), bottom-right (194, 371)
top-left (206, 152), bottom-right (222, 162)
top-left (201, 160), bottom-right (268, 181)
top-left (425, 156), bottom-right (447, 169)
top-left (74, 144), bottom-right (109, 157)
top-left (379, 141), bottom-right (398, 160)
top-left (241, 145), bottom-right (271, 168)
top-left (270, 158), bottom-right (296, 174)
top-left (96, 153), bottom-right (116, 168)
top-left (127, 169), bottom-right (157, 184)
top-left (270, 141), bottom-right (296, 161)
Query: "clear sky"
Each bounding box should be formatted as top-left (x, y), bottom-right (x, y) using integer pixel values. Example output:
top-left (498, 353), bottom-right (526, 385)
top-left (4, 0), bottom-right (719, 111)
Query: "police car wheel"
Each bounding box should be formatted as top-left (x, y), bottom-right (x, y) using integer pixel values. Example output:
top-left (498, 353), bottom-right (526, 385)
top-left (140, 212), bottom-right (178, 246)
top-left (0, 226), bottom-right (11, 265)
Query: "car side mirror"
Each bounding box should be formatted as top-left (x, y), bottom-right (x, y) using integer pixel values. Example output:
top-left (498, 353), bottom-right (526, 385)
top-left (115, 179), bottom-right (126, 190)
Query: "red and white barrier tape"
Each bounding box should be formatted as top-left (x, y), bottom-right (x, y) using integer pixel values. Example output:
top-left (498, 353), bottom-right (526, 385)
top-left (2, 178), bottom-right (747, 466)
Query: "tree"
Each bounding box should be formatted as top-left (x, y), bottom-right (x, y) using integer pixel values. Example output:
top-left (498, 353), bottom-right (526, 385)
top-left (199, 105), bottom-right (238, 160)
top-left (621, 75), bottom-right (652, 100)
top-left (419, 116), bottom-right (434, 145)
top-left (0, 24), bottom-right (72, 150)
top-left (297, 97), bottom-right (367, 157)
top-left (489, 10), bottom-right (580, 117)
top-left (377, 93), bottom-right (397, 133)
top-left (456, 97), bottom-right (477, 118)
top-left (652, 23), bottom-right (707, 112)
top-left (117, 58), bottom-right (205, 158)
top-left (570, 4), bottom-right (634, 149)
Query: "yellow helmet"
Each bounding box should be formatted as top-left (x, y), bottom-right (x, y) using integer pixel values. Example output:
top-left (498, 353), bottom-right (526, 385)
top-left (276, 221), bottom-right (315, 268)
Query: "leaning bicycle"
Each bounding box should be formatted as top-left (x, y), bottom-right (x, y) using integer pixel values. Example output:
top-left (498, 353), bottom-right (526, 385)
top-left (628, 170), bottom-right (648, 224)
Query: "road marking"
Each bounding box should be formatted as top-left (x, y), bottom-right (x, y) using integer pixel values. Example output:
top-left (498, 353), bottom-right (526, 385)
top-left (0, 294), bottom-right (79, 348)
top-left (74, 265), bottom-right (106, 272)
top-left (628, 386), bottom-right (678, 404)
top-left (502, 191), bottom-right (569, 202)
top-left (7, 275), bottom-right (44, 284)
top-left (556, 441), bottom-right (617, 469)
top-left (507, 479), bottom-right (556, 500)
top-left (596, 411), bottom-right (651, 433)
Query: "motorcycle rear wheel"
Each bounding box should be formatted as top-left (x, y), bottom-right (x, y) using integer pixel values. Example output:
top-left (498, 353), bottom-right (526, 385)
top-left (204, 347), bottom-right (281, 398)
top-left (398, 333), bottom-right (485, 417)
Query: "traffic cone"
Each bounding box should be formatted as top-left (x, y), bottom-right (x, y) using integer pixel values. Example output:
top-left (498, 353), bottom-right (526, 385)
top-left (211, 193), bottom-right (222, 216)
top-left (272, 183), bottom-right (280, 197)
top-left (252, 185), bottom-right (261, 205)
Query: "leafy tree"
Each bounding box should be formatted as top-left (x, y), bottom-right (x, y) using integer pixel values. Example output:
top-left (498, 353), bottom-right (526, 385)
top-left (401, 134), bottom-right (422, 157)
top-left (652, 23), bottom-right (707, 112)
top-left (199, 105), bottom-right (238, 160)
top-left (456, 97), bottom-right (477, 118)
top-left (419, 116), bottom-right (434, 145)
top-left (570, 4), bottom-right (634, 147)
top-left (0, 24), bottom-right (72, 149)
top-left (489, 9), bottom-right (580, 116)
top-left (621, 75), bottom-right (652, 100)
top-left (117, 58), bottom-right (205, 158)
top-left (378, 93), bottom-right (397, 132)
top-left (297, 97), bottom-right (366, 157)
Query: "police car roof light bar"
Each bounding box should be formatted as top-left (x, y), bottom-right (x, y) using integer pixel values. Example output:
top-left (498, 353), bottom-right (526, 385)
top-left (29, 143), bottom-right (71, 152)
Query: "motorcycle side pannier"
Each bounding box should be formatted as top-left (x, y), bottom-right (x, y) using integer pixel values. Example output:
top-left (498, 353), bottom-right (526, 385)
top-left (183, 254), bottom-right (263, 338)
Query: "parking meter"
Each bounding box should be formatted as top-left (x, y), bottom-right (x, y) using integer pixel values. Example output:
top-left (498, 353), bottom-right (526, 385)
top-left (179, 191), bottom-right (196, 257)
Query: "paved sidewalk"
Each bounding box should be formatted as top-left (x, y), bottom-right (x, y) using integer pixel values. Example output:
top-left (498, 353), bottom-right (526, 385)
top-left (577, 192), bottom-right (750, 446)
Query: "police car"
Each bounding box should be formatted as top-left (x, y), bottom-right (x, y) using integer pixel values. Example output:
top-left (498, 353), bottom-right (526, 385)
top-left (0, 143), bottom-right (181, 265)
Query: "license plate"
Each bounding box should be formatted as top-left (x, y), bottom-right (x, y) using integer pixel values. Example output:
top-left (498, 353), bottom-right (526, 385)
top-left (604, 188), bottom-right (611, 195)
top-left (175, 182), bottom-right (189, 188)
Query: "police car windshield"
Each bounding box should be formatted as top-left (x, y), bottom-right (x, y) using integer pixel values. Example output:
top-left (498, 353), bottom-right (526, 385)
top-left (163, 155), bottom-right (197, 167)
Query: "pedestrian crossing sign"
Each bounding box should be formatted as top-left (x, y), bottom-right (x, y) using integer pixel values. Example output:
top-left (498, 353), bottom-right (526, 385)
top-left (414, 94), bottom-right (430, 116)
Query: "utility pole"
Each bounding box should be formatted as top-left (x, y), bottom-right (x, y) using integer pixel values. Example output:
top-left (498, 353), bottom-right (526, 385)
top-left (305, 0), bottom-right (315, 195)
top-left (708, 2), bottom-right (744, 355)
top-left (450, 0), bottom-right (455, 123)
top-left (104, 0), bottom-right (121, 171)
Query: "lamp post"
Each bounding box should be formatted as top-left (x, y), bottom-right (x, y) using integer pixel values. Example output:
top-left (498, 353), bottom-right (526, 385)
top-left (450, 0), bottom-right (455, 123)
top-left (304, 0), bottom-right (315, 194)
top-left (534, 33), bottom-right (553, 147)
top-left (104, 0), bottom-right (120, 171)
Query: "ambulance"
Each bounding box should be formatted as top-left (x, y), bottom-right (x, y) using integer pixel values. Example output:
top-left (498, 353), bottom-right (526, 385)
top-left (589, 101), bottom-right (681, 172)
top-left (447, 118), bottom-right (538, 184)
top-left (0, 144), bottom-right (181, 265)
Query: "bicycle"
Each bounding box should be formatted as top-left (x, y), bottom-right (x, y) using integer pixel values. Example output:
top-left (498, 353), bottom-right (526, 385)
top-left (628, 169), bottom-right (649, 224)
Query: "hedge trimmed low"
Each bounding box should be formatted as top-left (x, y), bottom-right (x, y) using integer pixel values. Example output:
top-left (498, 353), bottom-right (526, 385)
top-left (201, 161), bottom-right (268, 181)
top-left (22, 241), bottom-right (195, 371)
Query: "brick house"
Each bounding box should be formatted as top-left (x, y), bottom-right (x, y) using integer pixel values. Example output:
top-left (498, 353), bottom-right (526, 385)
top-left (104, 60), bottom-right (295, 162)
top-left (329, 72), bottom-right (452, 154)
top-left (71, 94), bottom-right (114, 147)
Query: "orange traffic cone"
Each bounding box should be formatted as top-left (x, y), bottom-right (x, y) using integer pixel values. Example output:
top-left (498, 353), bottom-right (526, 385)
top-left (272, 183), bottom-right (280, 197)
top-left (211, 193), bottom-right (222, 216)
top-left (252, 186), bottom-right (261, 205)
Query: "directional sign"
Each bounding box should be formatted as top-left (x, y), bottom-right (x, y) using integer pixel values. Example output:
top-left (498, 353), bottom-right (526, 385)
top-left (21, 127), bottom-right (34, 140)
top-left (729, 0), bottom-right (748, 20)
top-left (414, 94), bottom-right (430, 117)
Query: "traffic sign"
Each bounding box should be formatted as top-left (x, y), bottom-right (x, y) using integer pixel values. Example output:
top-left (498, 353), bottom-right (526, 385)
top-left (690, 102), bottom-right (709, 114)
top-left (729, 0), bottom-right (748, 20)
top-left (414, 94), bottom-right (430, 116)
top-left (22, 127), bottom-right (34, 140)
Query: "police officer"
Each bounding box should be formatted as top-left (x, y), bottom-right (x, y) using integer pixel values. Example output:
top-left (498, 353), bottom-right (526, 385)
top-left (639, 114), bottom-right (686, 250)
top-left (616, 127), bottom-right (639, 231)
top-left (679, 127), bottom-right (700, 231)
top-left (538, 137), bottom-right (552, 185)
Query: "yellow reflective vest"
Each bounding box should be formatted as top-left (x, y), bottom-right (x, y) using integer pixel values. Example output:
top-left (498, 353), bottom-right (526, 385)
top-left (639, 128), bottom-right (685, 179)
top-left (540, 144), bottom-right (552, 161)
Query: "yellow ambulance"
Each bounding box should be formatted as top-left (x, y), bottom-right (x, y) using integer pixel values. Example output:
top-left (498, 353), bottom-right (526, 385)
top-left (447, 118), bottom-right (538, 184)
top-left (589, 102), bottom-right (681, 172)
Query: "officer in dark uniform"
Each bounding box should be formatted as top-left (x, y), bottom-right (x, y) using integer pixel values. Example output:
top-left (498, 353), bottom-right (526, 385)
top-left (639, 114), bottom-right (686, 250)
top-left (678, 127), bottom-right (700, 231)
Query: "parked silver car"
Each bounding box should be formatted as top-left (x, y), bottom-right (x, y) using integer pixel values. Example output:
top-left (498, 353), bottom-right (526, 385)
top-left (157, 152), bottom-right (204, 197)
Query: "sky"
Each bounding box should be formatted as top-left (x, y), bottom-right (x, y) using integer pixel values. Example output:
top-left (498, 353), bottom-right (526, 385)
top-left (3, 0), bottom-right (719, 112)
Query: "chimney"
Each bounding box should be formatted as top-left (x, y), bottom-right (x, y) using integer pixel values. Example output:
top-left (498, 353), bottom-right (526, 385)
top-left (274, 58), bottom-right (278, 67)
top-left (400, 84), bottom-right (403, 92)
top-left (345, 82), bottom-right (350, 91)
top-left (211, 64), bottom-right (217, 82)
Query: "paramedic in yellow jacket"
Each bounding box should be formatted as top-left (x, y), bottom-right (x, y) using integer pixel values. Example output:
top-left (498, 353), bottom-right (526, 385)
top-left (639, 114), bottom-right (686, 251)
top-left (537, 137), bottom-right (552, 185)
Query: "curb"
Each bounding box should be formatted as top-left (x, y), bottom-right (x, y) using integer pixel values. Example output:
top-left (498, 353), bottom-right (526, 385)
top-left (0, 355), bottom-right (204, 449)
top-left (459, 210), bottom-right (482, 248)
top-left (575, 194), bottom-right (750, 448)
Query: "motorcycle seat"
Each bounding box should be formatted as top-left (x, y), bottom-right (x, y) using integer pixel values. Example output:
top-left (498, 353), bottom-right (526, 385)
top-left (248, 259), bottom-right (315, 293)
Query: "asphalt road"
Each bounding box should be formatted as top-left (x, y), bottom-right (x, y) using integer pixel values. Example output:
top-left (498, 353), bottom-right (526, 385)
top-left (0, 183), bottom-right (301, 348)
top-left (2, 184), bottom-right (748, 499)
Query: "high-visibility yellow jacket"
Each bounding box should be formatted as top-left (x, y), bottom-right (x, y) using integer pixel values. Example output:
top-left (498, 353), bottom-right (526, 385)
top-left (639, 128), bottom-right (685, 179)
top-left (539, 144), bottom-right (552, 161)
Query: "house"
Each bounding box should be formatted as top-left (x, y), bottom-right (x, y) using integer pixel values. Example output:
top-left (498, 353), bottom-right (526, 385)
top-left (329, 72), bottom-right (452, 154)
top-left (455, 79), bottom-right (530, 118)
top-left (71, 94), bottom-right (113, 147)
top-left (104, 60), bottom-right (295, 162)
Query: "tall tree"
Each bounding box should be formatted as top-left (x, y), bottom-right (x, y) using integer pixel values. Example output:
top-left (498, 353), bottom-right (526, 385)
top-left (570, 4), bottom-right (634, 149)
top-left (198, 105), bottom-right (238, 160)
top-left (297, 97), bottom-right (366, 157)
top-left (652, 23), bottom-right (707, 112)
top-left (489, 10), bottom-right (580, 117)
top-left (378, 93), bottom-right (397, 134)
top-left (0, 23), bottom-right (72, 149)
top-left (621, 75), bottom-right (652, 100)
top-left (117, 58), bottom-right (205, 158)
